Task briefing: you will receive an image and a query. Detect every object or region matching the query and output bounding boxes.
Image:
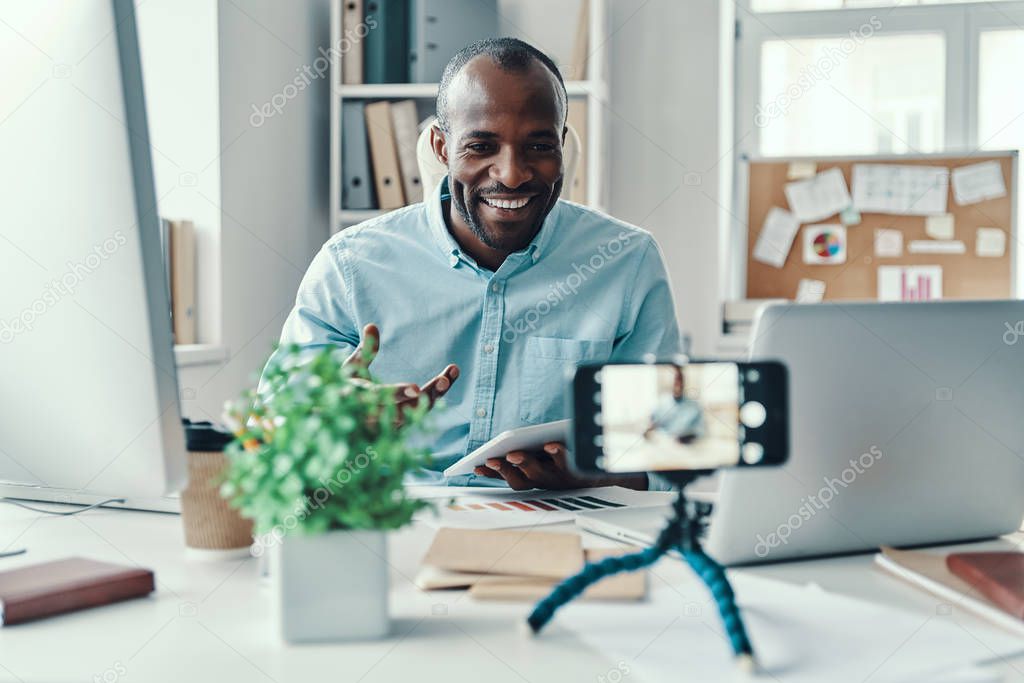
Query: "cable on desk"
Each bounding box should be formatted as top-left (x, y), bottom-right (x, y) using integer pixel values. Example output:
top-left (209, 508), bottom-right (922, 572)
top-left (0, 497), bottom-right (126, 516)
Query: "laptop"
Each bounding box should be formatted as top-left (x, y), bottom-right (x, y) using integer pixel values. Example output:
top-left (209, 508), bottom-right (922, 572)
top-left (577, 301), bottom-right (1024, 565)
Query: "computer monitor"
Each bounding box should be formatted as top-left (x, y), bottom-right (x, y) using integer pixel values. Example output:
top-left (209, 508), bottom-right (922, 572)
top-left (0, 0), bottom-right (186, 510)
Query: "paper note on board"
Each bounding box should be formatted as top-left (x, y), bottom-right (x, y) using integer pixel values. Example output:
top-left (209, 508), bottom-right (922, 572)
top-left (925, 213), bottom-right (955, 240)
top-left (795, 278), bottom-right (826, 303)
top-left (976, 227), bottom-right (1006, 257)
top-left (753, 207), bottom-right (800, 268)
top-left (907, 240), bottom-right (966, 255)
top-left (878, 265), bottom-right (943, 302)
top-left (786, 161), bottom-right (817, 180)
top-left (851, 164), bottom-right (949, 215)
top-left (952, 161), bottom-right (1006, 205)
top-left (784, 168), bottom-right (851, 223)
top-left (874, 229), bottom-right (903, 258)
top-left (802, 224), bottom-right (846, 265)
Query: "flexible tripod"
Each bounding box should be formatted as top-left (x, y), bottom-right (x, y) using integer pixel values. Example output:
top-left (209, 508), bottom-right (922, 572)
top-left (526, 472), bottom-right (756, 672)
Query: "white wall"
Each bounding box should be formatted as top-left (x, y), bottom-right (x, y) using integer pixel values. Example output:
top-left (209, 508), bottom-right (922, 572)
top-left (187, 0), bottom-right (332, 422)
top-left (605, 0), bottom-right (734, 356)
top-left (136, 0), bottom-right (222, 346)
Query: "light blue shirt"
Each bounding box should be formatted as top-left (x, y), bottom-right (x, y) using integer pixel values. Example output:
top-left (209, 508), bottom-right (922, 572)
top-left (268, 177), bottom-right (681, 485)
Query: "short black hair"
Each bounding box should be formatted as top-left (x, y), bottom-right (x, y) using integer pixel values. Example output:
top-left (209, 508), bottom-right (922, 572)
top-left (435, 37), bottom-right (567, 132)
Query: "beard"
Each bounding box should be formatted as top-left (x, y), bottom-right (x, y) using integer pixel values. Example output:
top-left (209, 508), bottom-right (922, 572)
top-left (449, 175), bottom-right (562, 253)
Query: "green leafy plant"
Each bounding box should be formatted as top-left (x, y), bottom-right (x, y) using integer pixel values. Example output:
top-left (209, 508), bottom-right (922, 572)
top-left (220, 343), bottom-right (434, 535)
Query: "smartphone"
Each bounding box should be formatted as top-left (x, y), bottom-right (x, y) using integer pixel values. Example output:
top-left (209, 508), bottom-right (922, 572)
top-left (571, 361), bottom-right (788, 476)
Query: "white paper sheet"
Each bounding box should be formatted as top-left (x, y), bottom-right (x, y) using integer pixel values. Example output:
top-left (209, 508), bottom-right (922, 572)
top-left (851, 163), bottom-right (949, 215)
top-left (926, 213), bottom-right (956, 240)
top-left (795, 278), bottom-right (825, 303)
top-left (908, 240), bottom-right (966, 255)
top-left (786, 161), bottom-right (817, 180)
top-left (874, 228), bottom-right (903, 257)
top-left (878, 265), bottom-right (943, 302)
top-left (802, 224), bottom-right (846, 265)
top-left (975, 227), bottom-right (1007, 257)
top-left (565, 572), bottom-right (1024, 683)
top-left (952, 161), bottom-right (1006, 205)
top-left (753, 207), bottom-right (800, 268)
top-left (784, 167), bottom-right (851, 222)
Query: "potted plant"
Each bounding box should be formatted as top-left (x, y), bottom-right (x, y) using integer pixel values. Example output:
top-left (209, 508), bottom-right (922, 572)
top-left (220, 343), bottom-right (433, 643)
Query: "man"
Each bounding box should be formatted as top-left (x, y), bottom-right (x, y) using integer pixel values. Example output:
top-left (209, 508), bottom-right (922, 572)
top-left (644, 366), bottom-right (705, 444)
top-left (268, 37), bottom-right (680, 489)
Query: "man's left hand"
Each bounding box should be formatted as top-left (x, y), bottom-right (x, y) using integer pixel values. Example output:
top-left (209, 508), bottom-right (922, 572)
top-left (473, 442), bottom-right (647, 491)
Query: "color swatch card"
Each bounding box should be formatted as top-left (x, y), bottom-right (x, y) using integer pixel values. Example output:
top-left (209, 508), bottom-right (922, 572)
top-left (878, 265), bottom-right (943, 302)
top-left (417, 487), bottom-right (674, 530)
top-left (753, 206), bottom-right (800, 268)
top-left (802, 224), bottom-right (846, 265)
top-left (952, 161), bottom-right (1006, 205)
top-left (784, 167), bottom-right (851, 223)
top-left (851, 164), bottom-right (949, 215)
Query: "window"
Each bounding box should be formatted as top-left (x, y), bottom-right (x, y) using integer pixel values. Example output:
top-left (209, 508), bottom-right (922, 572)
top-left (736, 1), bottom-right (1024, 155)
top-left (758, 33), bottom-right (945, 156)
top-left (978, 28), bottom-right (1024, 150)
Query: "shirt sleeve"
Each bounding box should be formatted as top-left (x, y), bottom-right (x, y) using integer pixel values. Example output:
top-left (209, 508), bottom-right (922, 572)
top-left (612, 236), bottom-right (682, 361)
top-left (258, 242), bottom-right (360, 392)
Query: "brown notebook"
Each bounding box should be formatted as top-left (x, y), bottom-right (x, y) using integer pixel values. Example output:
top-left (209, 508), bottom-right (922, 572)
top-left (947, 552), bottom-right (1024, 619)
top-left (0, 557), bottom-right (155, 625)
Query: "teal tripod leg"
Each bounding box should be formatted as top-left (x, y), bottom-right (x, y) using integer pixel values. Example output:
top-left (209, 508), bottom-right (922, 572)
top-left (526, 494), bottom-right (687, 634)
top-left (680, 546), bottom-right (754, 659)
top-left (525, 488), bottom-right (757, 669)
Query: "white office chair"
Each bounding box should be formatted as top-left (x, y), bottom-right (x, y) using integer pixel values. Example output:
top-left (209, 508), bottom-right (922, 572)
top-left (415, 116), bottom-right (581, 200)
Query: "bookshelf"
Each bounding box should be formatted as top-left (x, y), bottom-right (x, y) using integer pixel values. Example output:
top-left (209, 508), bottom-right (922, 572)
top-left (329, 0), bottom-right (610, 233)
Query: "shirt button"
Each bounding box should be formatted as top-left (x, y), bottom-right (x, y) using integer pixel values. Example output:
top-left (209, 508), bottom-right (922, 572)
top-left (449, 255), bottom-right (459, 266)
top-left (483, 343), bottom-right (494, 354)
top-left (476, 408), bottom-right (487, 417)
top-left (491, 282), bottom-right (500, 292)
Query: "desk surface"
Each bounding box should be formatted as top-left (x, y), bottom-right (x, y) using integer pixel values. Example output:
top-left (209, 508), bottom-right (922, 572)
top-left (1, 503), bottom-right (1023, 683)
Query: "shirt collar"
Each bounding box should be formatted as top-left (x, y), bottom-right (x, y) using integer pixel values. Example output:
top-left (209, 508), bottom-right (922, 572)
top-left (426, 176), bottom-right (561, 270)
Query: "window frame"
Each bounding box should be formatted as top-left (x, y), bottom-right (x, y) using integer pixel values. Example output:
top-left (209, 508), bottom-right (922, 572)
top-left (728, 0), bottom-right (1024, 305)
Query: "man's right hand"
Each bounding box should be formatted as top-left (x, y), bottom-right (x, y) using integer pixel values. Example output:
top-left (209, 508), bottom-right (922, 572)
top-left (343, 323), bottom-right (459, 419)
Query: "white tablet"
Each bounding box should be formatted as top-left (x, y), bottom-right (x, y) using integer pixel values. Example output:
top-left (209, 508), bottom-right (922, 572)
top-left (442, 419), bottom-right (571, 477)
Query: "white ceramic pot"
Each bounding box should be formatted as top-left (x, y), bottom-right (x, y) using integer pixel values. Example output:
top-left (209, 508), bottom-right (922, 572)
top-left (273, 529), bottom-right (389, 643)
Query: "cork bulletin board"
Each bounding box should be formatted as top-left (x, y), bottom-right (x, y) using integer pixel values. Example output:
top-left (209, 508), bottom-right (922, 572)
top-left (744, 152), bottom-right (1017, 301)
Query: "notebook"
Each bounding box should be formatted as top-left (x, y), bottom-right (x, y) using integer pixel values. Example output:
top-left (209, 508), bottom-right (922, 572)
top-left (875, 546), bottom-right (1024, 637)
top-left (0, 557), bottom-right (155, 625)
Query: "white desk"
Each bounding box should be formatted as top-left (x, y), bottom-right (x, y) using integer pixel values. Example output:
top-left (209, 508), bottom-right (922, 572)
top-left (1, 504), bottom-right (1023, 683)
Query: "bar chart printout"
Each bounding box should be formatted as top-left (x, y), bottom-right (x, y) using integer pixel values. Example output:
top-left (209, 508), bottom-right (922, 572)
top-left (877, 265), bottom-right (943, 302)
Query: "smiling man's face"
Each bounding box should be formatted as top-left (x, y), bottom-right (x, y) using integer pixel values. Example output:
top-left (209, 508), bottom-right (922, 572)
top-left (432, 56), bottom-right (566, 255)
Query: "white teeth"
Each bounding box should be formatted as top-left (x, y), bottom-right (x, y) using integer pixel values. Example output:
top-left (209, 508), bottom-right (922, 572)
top-left (483, 196), bottom-right (531, 210)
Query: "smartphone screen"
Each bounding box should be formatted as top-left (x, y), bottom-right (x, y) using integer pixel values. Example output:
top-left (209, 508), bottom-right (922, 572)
top-left (599, 362), bottom-right (741, 473)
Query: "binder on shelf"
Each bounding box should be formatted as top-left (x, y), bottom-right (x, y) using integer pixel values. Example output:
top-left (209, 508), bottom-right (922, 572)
top-left (409, 0), bottom-right (498, 83)
top-left (342, 100), bottom-right (376, 210)
top-left (364, 0), bottom-right (410, 84)
top-left (340, 0), bottom-right (364, 85)
top-left (390, 99), bottom-right (424, 204)
top-left (169, 219), bottom-right (196, 345)
top-left (364, 101), bottom-right (406, 210)
top-left (567, 99), bottom-right (588, 204)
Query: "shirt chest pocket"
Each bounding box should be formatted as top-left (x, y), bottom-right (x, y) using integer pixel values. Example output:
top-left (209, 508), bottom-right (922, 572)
top-left (519, 337), bottom-right (613, 424)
